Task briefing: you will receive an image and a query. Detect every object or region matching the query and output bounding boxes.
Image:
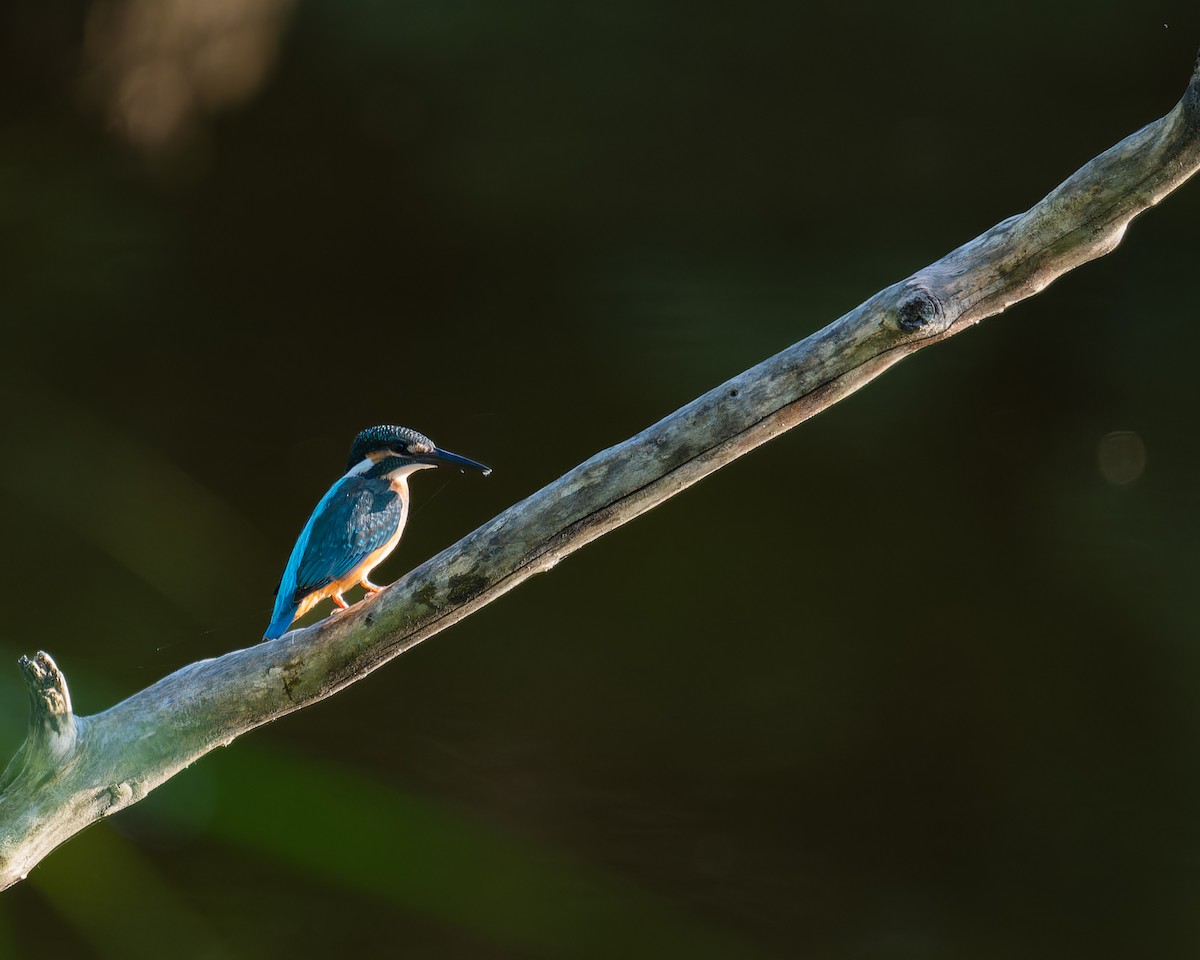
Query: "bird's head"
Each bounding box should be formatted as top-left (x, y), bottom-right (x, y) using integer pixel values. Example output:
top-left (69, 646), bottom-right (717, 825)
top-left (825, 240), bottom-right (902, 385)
top-left (347, 425), bottom-right (492, 477)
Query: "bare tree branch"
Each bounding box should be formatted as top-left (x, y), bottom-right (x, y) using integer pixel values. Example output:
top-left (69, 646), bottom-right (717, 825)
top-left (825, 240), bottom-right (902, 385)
top-left (3, 52), bottom-right (1198, 891)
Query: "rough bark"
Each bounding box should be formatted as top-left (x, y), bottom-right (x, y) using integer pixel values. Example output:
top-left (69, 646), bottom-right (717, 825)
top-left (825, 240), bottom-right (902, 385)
top-left (2, 52), bottom-right (1198, 891)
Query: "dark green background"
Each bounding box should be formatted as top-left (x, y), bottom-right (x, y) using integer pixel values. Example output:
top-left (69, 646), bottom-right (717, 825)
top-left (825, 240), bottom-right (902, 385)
top-left (2, 2), bottom-right (1199, 957)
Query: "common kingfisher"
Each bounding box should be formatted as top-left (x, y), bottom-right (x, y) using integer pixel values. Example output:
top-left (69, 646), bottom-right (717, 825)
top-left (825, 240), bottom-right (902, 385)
top-left (264, 425), bottom-right (491, 640)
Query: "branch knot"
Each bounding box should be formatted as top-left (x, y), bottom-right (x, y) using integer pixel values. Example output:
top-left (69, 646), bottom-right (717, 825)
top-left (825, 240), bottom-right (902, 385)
top-left (897, 283), bottom-right (946, 332)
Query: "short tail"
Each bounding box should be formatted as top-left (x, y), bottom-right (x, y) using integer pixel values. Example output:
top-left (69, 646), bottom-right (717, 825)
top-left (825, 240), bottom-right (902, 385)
top-left (263, 605), bottom-right (297, 641)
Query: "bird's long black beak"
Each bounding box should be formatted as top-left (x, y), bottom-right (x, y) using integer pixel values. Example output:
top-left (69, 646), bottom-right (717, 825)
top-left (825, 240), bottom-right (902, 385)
top-left (421, 447), bottom-right (492, 476)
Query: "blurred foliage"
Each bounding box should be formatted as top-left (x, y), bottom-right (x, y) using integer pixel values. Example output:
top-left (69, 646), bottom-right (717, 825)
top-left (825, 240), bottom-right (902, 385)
top-left (1, 0), bottom-right (1200, 957)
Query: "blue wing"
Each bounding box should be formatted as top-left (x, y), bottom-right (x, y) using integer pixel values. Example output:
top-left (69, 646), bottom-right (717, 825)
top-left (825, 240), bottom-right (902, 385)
top-left (290, 474), bottom-right (401, 598)
top-left (264, 474), bottom-right (401, 639)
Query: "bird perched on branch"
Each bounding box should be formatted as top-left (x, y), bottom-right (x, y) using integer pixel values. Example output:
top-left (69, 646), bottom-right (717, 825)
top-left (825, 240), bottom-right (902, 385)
top-left (264, 425), bottom-right (491, 640)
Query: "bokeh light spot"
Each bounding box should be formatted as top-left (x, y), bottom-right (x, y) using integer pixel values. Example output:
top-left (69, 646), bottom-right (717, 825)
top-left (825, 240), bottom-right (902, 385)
top-left (80, 0), bottom-right (295, 158)
top-left (1097, 430), bottom-right (1146, 485)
